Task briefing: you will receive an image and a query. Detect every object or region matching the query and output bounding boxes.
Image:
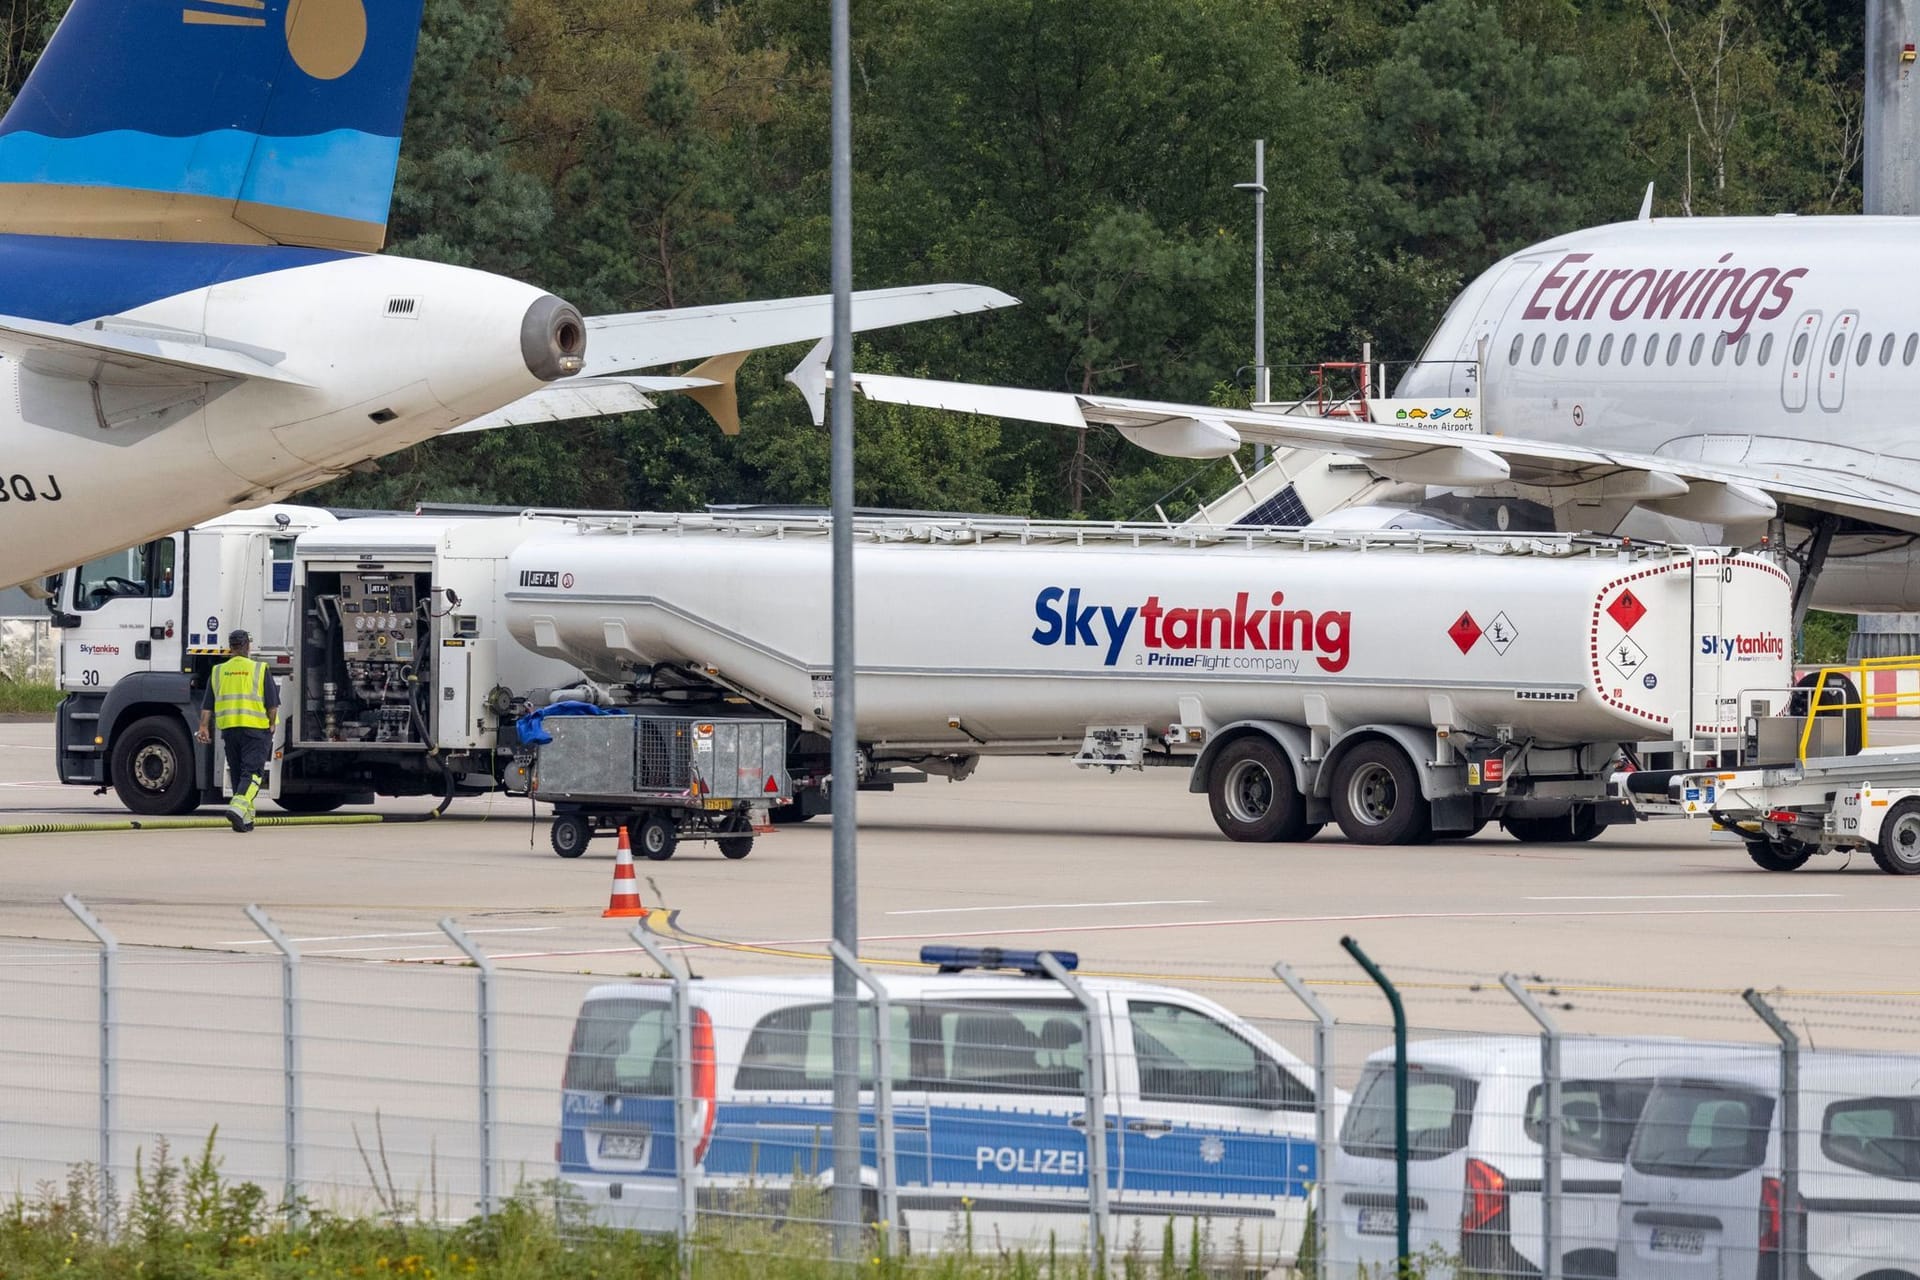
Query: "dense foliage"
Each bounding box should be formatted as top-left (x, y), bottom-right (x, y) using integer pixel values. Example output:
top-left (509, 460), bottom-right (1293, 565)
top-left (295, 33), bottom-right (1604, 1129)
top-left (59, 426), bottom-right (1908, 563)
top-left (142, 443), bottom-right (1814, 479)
top-left (341, 0), bottom-right (1864, 519)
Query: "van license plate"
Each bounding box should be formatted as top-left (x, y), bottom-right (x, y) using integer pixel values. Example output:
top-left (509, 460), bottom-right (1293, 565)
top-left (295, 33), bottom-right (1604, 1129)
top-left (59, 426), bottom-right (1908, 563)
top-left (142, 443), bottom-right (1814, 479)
top-left (598, 1132), bottom-right (649, 1160)
top-left (1649, 1227), bottom-right (1704, 1255)
top-left (1356, 1208), bottom-right (1398, 1236)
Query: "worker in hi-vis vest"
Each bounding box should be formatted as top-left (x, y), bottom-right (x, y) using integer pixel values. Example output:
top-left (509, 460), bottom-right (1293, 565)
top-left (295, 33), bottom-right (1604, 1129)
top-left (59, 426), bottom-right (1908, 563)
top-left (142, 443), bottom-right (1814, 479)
top-left (194, 629), bottom-right (279, 833)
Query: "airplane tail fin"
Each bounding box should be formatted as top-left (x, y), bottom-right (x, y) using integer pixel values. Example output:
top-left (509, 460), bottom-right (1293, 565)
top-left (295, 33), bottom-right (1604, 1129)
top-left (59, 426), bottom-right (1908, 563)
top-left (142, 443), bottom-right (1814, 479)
top-left (0, 0), bottom-right (427, 253)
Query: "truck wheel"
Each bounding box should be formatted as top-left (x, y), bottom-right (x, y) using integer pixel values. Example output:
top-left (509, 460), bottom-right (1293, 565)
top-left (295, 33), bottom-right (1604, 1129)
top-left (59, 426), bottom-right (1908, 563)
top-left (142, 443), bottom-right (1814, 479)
top-left (549, 814), bottom-right (591, 858)
top-left (1504, 809), bottom-right (1604, 844)
top-left (1207, 737), bottom-right (1312, 843)
top-left (718, 835), bottom-right (753, 860)
top-left (637, 813), bottom-right (678, 861)
top-left (1872, 799), bottom-right (1920, 874)
top-left (1330, 741), bottom-right (1430, 845)
top-left (110, 715), bottom-right (200, 816)
top-left (1746, 838), bottom-right (1814, 872)
top-left (274, 795), bottom-right (345, 815)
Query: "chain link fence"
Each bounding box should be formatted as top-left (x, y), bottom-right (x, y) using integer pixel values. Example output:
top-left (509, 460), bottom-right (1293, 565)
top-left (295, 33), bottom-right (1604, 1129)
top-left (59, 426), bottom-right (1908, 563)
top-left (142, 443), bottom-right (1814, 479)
top-left (9, 898), bottom-right (1920, 1278)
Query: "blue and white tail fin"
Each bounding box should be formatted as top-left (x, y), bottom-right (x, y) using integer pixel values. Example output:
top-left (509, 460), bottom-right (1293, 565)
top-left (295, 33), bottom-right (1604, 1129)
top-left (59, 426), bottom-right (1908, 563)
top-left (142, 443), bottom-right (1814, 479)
top-left (0, 0), bottom-right (428, 253)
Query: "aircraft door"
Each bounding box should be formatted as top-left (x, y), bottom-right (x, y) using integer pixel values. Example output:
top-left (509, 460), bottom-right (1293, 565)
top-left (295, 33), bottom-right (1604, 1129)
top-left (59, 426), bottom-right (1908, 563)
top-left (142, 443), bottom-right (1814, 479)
top-left (61, 537), bottom-right (182, 690)
top-left (1780, 311), bottom-right (1822, 412)
top-left (1818, 310), bottom-right (1860, 412)
top-left (1454, 260), bottom-right (1539, 398)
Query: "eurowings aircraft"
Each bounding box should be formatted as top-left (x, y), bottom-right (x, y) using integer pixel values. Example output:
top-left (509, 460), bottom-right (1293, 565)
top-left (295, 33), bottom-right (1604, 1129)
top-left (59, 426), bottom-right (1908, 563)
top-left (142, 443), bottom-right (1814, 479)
top-left (0, 0), bottom-right (1011, 588)
top-left (840, 203), bottom-right (1920, 614)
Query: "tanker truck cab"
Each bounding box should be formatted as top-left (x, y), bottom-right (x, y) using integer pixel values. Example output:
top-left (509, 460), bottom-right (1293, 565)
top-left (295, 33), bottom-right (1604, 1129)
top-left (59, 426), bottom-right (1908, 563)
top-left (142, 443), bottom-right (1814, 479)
top-left (558, 947), bottom-right (1331, 1263)
top-left (52, 505), bottom-right (336, 814)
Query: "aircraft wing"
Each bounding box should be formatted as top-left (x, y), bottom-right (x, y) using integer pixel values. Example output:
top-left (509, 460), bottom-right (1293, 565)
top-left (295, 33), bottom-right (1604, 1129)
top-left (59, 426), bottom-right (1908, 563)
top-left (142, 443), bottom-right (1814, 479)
top-left (844, 373), bottom-right (1920, 536)
top-left (582, 284), bottom-right (1017, 376)
top-left (0, 313), bottom-right (312, 387)
top-left (448, 376), bottom-right (697, 435)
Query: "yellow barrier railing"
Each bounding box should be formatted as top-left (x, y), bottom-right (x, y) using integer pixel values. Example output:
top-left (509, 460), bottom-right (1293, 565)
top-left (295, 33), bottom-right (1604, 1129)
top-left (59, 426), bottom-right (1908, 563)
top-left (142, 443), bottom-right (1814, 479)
top-left (1796, 655), bottom-right (1920, 761)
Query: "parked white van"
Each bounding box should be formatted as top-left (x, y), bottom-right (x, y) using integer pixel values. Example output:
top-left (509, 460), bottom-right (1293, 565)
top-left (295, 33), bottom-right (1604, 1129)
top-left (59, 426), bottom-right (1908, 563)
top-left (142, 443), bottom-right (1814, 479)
top-left (558, 947), bottom-right (1337, 1262)
top-left (1329, 1037), bottom-right (1750, 1280)
top-left (1618, 1049), bottom-right (1920, 1280)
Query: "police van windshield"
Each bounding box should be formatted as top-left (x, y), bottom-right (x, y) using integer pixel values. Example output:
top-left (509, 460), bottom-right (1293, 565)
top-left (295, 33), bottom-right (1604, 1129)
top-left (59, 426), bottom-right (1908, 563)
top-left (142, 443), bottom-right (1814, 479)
top-left (1340, 1064), bottom-right (1478, 1160)
top-left (564, 998), bottom-right (675, 1094)
top-left (1629, 1082), bottom-right (1774, 1179)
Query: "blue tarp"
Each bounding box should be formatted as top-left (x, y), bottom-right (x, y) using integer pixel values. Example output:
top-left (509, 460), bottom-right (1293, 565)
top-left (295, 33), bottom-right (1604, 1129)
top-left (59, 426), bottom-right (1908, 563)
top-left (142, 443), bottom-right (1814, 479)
top-left (515, 700), bottom-right (628, 746)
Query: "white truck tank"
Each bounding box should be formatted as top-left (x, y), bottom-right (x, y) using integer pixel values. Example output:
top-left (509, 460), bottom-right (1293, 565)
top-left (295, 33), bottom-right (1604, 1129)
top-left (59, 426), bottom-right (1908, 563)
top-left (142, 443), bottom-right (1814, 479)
top-left (500, 515), bottom-right (1791, 751)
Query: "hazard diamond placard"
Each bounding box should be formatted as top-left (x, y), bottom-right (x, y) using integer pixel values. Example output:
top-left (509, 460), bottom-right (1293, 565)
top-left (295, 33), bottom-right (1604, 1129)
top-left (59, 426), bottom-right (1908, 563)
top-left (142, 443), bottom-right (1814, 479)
top-left (1606, 588), bottom-right (1648, 632)
top-left (1448, 610), bottom-right (1483, 654)
top-left (1606, 633), bottom-right (1648, 679)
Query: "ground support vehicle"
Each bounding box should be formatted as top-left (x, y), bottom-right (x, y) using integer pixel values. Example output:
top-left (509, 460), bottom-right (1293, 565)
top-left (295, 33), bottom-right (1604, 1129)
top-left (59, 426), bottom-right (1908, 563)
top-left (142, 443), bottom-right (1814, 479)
top-left (557, 947), bottom-right (1332, 1263)
top-left (53, 507), bottom-right (1794, 846)
top-left (521, 712), bottom-right (787, 860)
top-left (1634, 661), bottom-right (1920, 873)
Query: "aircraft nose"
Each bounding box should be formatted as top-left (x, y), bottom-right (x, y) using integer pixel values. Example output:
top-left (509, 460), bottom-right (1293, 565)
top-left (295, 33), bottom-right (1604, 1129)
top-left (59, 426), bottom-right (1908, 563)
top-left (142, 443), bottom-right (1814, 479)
top-left (521, 294), bottom-right (586, 381)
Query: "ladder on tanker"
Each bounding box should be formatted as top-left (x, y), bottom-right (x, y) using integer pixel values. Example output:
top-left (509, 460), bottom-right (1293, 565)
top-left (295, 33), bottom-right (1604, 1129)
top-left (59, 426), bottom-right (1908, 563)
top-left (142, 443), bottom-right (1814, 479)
top-left (1689, 556), bottom-right (1731, 767)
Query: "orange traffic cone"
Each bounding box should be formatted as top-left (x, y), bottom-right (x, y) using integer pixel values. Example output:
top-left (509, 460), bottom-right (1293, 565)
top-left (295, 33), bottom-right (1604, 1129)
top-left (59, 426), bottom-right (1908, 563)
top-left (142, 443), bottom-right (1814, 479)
top-left (602, 826), bottom-right (648, 918)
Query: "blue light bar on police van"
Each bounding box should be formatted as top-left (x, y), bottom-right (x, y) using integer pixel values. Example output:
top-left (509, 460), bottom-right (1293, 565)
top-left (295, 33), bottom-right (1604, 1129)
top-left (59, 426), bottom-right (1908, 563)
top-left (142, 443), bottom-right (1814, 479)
top-left (920, 946), bottom-right (1079, 975)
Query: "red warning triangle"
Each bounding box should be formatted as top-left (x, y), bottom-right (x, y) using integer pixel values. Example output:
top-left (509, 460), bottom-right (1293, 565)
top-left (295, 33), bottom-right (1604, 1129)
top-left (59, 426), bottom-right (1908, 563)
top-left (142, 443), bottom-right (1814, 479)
top-left (764, 775), bottom-right (780, 793)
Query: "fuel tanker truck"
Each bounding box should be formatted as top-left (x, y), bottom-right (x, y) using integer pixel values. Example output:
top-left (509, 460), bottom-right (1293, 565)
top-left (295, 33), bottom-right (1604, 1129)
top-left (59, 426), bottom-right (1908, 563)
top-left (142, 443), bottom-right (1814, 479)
top-left (49, 507), bottom-right (1796, 848)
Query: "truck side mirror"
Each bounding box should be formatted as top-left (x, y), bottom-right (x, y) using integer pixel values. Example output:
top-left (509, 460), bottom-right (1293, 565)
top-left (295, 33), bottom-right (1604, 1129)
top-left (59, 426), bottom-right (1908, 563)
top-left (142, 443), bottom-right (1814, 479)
top-left (48, 610), bottom-right (79, 630)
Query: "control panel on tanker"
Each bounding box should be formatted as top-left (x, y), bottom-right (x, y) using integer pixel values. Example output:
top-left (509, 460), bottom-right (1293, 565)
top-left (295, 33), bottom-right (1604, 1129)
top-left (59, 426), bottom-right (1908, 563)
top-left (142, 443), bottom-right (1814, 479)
top-left (299, 570), bottom-right (434, 746)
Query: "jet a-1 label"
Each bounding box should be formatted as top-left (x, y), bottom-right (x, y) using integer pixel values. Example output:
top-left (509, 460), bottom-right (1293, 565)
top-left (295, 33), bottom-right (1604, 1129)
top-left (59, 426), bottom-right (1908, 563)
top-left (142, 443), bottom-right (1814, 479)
top-left (518, 569), bottom-right (561, 588)
top-left (0, 474), bottom-right (62, 502)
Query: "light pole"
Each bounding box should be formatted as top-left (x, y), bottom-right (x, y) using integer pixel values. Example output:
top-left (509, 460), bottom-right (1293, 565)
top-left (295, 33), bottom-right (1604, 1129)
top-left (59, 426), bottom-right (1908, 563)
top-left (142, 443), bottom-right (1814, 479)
top-left (1235, 140), bottom-right (1269, 471)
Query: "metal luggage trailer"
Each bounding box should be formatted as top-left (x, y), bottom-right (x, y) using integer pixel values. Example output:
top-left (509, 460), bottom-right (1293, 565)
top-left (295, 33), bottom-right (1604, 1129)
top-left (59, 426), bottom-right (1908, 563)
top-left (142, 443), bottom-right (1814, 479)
top-left (524, 714), bottom-right (789, 861)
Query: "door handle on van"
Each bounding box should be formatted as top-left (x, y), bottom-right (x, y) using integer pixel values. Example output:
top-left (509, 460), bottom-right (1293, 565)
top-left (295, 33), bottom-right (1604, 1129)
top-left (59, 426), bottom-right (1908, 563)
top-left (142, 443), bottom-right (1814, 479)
top-left (1125, 1119), bottom-right (1173, 1137)
top-left (1068, 1114), bottom-right (1118, 1131)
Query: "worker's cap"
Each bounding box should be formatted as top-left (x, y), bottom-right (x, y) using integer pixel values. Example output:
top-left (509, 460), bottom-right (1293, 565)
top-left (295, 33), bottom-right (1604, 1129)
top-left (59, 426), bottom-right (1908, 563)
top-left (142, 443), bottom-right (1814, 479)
top-left (228, 629), bottom-right (252, 646)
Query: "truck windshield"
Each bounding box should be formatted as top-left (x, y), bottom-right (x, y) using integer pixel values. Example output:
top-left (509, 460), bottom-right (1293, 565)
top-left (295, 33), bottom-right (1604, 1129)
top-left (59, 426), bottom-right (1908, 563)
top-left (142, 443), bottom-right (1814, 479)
top-left (72, 539), bottom-right (174, 612)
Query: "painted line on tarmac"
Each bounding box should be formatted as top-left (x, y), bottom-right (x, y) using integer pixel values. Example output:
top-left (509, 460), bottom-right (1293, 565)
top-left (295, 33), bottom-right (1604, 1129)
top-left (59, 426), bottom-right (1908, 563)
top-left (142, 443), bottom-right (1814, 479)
top-left (1527, 893), bottom-right (1843, 901)
top-left (211, 925), bottom-right (561, 947)
top-left (886, 899), bottom-right (1210, 916)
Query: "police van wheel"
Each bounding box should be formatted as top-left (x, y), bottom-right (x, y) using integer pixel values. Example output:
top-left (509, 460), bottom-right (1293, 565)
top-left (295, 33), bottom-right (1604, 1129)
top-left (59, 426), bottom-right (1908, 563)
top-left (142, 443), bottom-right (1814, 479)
top-left (549, 815), bottom-right (591, 859)
top-left (1872, 799), bottom-right (1920, 874)
top-left (1746, 838), bottom-right (1813, 872)
top-left (110, 715), bottom-right (200, 816)
top-left (1207, 737), bottom-right (1311, 843)
top-left (638, 814), bottom-right (678, 861)
top-left (1331, 741), bottom-right (1430, 846)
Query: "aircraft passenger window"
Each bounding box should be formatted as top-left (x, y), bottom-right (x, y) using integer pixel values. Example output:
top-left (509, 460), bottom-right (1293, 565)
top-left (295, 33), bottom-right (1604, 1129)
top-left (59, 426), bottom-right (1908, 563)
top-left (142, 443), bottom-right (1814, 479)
top-left (1575, 335), bottom-right (1590, 365)
top-left (1644, 333), bottom-right (1660, 366)
top-left (1907, 334), bottom-right (1918, 366)
top-left (1882, 333), bottom-right (1897, 366)
top-left (1509, 334), bottom-right (1524, 365)
top-left (1857, 334), bottom-right (1873, 367)
top-left (1553, 334), bottom-right (1568, 366)
top-left (1530, 334), bottom-right (1546, 365)
top-left (1830, 333), bottom-right (1847, 365)
top-left (1735, 334), bottom-right (1750, 365)
top-left (1689, 334), bottom-right (1704, 365)
top-left (1620, 334), bottom-right (1637, 364)
top-left (1666, 334), bottom-right (1682, 365)
top-left (1598, 334), bottom-right (1613, 365)
top-left (1711, 333), bottom-right (1727, 366)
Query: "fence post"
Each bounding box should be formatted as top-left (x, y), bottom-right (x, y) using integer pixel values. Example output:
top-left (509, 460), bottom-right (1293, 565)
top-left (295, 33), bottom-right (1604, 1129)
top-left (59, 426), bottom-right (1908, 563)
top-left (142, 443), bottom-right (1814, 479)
top-left (1272, 961), bottom-right (1337, 1278)
top-left (630, 926), bottom-right (698, 1263)
top-left (1037, 951), bottom-right (1108, 1269)
top-left (438, 918), bottom-right (495, 1218)
top-left (246, 905), bottom-right (302, 1225)
top-left (1744, 989), bottom-right (1801, 1275)
top-left (827, 940), bottom-right (897, 1250)
top-left (1341, 936), bottom-right (1408, 1274)
top-left (1502, 975), bottom-right (1563, 1280)
top-left (62, 893), bottom-right (116, 1238)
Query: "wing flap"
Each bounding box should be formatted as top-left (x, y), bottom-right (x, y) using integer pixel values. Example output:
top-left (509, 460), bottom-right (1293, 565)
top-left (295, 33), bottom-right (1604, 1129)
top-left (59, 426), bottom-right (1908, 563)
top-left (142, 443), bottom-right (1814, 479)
top-left (450, 376), bottom-right (661, 435)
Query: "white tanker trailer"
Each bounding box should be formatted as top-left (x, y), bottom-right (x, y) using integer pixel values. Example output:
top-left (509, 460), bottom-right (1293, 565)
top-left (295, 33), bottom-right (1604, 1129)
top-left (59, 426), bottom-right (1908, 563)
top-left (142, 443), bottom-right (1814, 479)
top-left (498, 513), bottom-right (1796, 845)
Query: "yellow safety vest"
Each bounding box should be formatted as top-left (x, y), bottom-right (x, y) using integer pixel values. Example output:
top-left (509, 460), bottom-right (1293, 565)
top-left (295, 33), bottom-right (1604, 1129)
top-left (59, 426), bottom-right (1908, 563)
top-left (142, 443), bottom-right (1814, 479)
top-left (211, 656), bottom-right (271, 730)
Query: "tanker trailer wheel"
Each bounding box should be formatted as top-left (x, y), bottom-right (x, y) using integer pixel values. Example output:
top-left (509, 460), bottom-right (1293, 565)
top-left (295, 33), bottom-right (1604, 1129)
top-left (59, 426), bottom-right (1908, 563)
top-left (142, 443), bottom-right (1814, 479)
top-left (1872, 799), bottom-right (1920, 874)
top-left (110, 715), bottom-right (201, 816)
top-left (637, 812), bottom-right (678, 861)
top-left (1330, 741), bottom-right (1430, 845)
top-left (1207, 737), bottom-right (1313, 843)
top-left (1503, 808), bottom-right (1604, 844)
top-left (549, 814), bottom-right (592, 859)
top-left (1746, 837), bottom-right (1814, 872)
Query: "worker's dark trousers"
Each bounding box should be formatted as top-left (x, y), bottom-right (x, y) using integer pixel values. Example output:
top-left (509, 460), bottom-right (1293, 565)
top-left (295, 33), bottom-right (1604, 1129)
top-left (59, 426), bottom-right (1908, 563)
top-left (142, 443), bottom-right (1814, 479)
top-left (221, 727), bottom-right (271, 821)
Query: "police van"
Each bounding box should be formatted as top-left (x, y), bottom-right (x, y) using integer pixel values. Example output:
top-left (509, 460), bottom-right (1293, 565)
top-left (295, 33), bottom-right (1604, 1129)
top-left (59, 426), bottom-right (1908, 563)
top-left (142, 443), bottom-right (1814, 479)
top-left (558, 949), bottom-right (1329, 1260)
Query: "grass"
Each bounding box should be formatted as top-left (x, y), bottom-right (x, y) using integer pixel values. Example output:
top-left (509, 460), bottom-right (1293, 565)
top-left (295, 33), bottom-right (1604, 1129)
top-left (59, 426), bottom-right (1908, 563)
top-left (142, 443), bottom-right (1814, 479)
top-left (0, 680), bottom-right (60, 715)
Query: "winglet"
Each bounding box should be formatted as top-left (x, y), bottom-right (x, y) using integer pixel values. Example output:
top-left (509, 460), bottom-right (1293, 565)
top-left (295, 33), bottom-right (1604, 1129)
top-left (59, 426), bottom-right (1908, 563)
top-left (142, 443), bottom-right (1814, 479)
top-left (786, 337), bottom-right (831, 427)
top-left (684, 350), bottom-right (750, 435)
top-left (1638, 182), bottom-right (1655, 222)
